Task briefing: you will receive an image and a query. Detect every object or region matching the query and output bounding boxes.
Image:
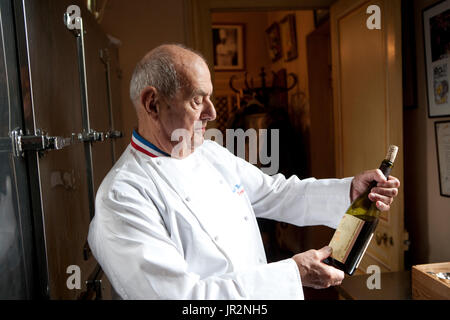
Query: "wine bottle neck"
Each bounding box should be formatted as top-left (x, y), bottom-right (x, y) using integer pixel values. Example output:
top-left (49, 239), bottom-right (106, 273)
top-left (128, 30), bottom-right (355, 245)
top-left (365, 159), bottom-right (393, 191)
top-left (379, 159), bottom-right (393, 179)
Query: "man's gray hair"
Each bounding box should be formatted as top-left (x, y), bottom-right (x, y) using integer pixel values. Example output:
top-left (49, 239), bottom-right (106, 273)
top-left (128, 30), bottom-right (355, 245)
top-left (129, 43), bottom-right (206, 105)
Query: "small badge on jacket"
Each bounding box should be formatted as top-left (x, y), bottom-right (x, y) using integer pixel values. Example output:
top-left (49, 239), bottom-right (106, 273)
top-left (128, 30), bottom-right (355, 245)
top-left (232, 184), bottom-right (245, 195)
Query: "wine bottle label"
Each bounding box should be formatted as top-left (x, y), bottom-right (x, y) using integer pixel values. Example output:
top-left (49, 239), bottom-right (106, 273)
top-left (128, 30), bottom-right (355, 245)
top-left (329, 215), bottom-right (365, 263)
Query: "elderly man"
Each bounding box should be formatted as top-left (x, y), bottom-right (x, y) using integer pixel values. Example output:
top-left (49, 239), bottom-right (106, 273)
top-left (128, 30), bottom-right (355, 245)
top-left (88, 44), bottom-right (400, 299)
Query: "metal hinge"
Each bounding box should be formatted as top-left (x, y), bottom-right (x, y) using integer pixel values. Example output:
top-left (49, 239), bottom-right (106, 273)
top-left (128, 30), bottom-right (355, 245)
top-left (75, 130), bottom-right (105, 143)
top-left (9, 128), bottom-right (123, 158)
top-left (76, 130), bottom-right (123, 143)
top-left (10, 128), bottom-right (72, 157)
top-left (105, 130), bottom-right (123, 139)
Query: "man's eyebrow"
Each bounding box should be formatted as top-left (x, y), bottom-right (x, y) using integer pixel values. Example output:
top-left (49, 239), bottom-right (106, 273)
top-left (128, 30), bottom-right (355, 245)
top-left (194, 89), bottom-right (208, 96)
top-left (189, 89), bottom-right (209, 99)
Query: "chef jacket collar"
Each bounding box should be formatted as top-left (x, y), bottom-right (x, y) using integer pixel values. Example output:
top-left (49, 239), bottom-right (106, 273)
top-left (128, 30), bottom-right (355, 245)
top-left (131, 129), bottom-right (171, 158)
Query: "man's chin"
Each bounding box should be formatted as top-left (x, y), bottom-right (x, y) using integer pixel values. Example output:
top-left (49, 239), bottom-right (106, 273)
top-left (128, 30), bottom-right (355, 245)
top-left (170, 135), bottom-right (204, 159)
top-left (192, 134), bottom-right (205, 149)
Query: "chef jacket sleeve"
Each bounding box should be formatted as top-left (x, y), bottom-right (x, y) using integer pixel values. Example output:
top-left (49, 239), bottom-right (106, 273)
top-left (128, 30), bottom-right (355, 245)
top-left (210, 141), bottom-right (353, 229)
top-left (89, 179), bottom-right (303, 300)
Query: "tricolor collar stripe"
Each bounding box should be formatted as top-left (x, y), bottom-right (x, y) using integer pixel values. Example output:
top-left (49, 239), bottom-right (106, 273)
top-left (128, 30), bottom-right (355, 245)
top-left (131, 137), bottom-right (168, 157)
top-left (131, 130), bottom-right (170, 157)
top-left (132, 135), bottom-right (166, 157)
top-left (132, 130), bottom-right (169, 155)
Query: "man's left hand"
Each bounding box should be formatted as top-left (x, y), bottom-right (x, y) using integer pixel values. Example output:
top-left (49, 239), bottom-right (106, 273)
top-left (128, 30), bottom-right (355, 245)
top-left (351, 169), bottom-right (400, 211)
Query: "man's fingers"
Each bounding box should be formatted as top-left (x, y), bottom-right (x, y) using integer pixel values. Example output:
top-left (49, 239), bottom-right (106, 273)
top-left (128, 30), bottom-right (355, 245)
top-left (316, 246), bottom-right (333, 260)
top-left (294, 248), bottom-right (345, 289)
top-left (326, 265), bottom-right (345, 281)
top-left (377, 175), bottom-right (400, 188)
top-left (371, 169), bottom-right (388, 183)
top-left (321, 265), bottom-right (345, 287)
top-left (331, 269), bottom-right (345, 285)
top-left (375, 200), bottom-right (389, 211)
top-left (369, 192), bottom-right (393, 205)
top-left (371, 187), bottom-right (398, 197)
top-left (370, 175), bottom-right (399, 213)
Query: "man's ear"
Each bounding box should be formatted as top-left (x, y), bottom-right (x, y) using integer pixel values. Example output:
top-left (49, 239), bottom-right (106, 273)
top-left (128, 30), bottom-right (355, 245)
top-left (140, 86), bottom-right (159, 119)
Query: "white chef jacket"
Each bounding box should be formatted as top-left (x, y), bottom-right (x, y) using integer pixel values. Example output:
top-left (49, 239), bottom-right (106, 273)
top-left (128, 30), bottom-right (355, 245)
top-left (87, 130), bottom-right (353, 300)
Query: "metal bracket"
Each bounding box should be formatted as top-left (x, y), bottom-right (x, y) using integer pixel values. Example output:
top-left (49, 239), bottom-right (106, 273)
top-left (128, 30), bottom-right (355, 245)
top-left (375, 231), bottom-right (394, 246)
top-left (9, 128), bottom-right (123, 158)
top-left (74, 130), bottom-right (105, 143)
top-left (73, 130), bottom-right (123, 143)
top-left (85, 278), bottom-right (103, 300)
top-left (104, 130), bottom-right (123, 139)
top-left (80, 265), bottom-right (104, 300)
top-left (10, 128), bottom-right (72, 157)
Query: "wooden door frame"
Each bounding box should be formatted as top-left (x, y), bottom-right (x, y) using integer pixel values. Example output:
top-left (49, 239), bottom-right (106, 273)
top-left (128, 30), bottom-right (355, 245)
top-left (183, 0), bottom-right (334, 70)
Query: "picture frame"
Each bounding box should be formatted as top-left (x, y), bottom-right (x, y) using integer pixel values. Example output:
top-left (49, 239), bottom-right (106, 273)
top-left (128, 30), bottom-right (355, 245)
top-left (423, 0), bottom-right (450, 117)
top-left (435, 121), bottom-right (450, 197)
top-left (212, 24), bottom-right (245, 71)
top-left (280, 14), bottom-right (298, 62)
top-left (265, 22), bottom-right (282, 62)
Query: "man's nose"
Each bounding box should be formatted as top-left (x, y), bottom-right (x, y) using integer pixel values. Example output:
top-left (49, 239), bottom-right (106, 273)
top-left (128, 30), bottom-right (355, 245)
top-left (202, 98), bottom-right (216, 121)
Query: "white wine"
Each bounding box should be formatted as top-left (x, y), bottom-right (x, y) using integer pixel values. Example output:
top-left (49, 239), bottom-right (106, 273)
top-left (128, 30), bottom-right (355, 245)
top-left (323, 145), bottom-right (398, 275)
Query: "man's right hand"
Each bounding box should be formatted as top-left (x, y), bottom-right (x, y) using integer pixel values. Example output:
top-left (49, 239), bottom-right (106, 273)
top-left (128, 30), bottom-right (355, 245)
top-left (292, 246), bottom-right (345, 289)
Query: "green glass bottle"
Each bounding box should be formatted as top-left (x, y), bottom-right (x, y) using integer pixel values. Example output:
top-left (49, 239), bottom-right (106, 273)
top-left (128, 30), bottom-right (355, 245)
top-left (323, 145), bottom-right (398, 275)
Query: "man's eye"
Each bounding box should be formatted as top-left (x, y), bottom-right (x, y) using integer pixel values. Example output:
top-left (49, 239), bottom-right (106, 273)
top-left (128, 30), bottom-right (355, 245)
top-left (193, 98), bottom-right (202, 105)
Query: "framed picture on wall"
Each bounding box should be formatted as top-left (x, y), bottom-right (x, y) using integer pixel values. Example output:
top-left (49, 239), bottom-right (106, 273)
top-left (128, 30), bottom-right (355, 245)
top-left (212, 24), bottom-right (245, 71)
top-left (280, 14), bottom-right (298, 62)
top-left (435, 121), bottom-right (450, 197)
top-left (265, 22), bottom-right (282, 62)
top-left (423, 0), bottom-right (450, 117)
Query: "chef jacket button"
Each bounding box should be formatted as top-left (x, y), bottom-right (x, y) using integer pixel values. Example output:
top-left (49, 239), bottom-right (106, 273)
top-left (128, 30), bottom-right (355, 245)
top-left (244, 216), bottom-right (249, 221)
top-left (214, 236), bottom-right (219, 242)
top-left (185, 196), bottom-right (191, 202)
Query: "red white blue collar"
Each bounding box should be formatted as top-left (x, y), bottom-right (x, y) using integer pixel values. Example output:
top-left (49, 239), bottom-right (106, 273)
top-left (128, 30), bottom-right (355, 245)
top-left (131, 130), bottom-right (170, 158)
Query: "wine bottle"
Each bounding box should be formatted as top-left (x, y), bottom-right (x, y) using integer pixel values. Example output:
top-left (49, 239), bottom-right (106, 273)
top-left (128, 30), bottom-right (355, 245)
top-left (323, 145), bottom-right (398, 275)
